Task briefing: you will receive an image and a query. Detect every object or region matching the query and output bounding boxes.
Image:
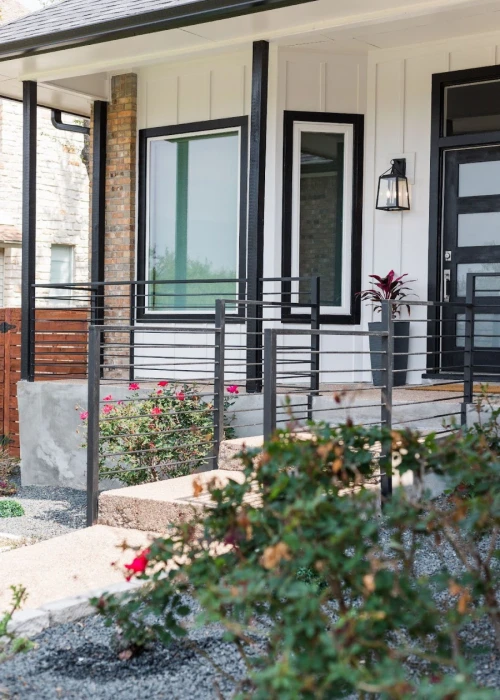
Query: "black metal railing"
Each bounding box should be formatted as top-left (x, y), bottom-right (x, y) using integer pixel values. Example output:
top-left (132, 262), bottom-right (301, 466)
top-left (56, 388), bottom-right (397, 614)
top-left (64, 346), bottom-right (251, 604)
top-left (29, 276), bottom-right (321, 386)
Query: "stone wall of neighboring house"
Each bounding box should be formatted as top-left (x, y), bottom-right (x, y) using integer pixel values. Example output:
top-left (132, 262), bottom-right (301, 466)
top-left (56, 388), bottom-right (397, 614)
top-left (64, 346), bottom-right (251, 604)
top-left (0, 98), bottom-right (90, 306)
top-left (0, 0), bottom-right (90, 308)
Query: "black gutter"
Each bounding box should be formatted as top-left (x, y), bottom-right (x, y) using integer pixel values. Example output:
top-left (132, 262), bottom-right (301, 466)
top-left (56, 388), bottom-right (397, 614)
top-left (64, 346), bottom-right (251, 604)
top-left (0, 0), bottom-right (315, 63)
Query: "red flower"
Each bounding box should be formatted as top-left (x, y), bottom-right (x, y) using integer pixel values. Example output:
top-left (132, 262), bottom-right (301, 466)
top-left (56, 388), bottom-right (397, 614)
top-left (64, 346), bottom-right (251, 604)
top-left (129, 383), bottom-right (140, 391)
top-left (227, 385), bottom-right (239, 395)
top-left (124, 548), bottom-right (150, 581)
top-left (102, 405), bottom-right (114, 415)
top-left (103, 395), bottom-right (113, 402)
top-left (151, 407), bottom-right (162, 416)
top-left (158, 381), bottom-right (169, 387)
top-left (79, 411), bottom-right (89, 420)
top-left (156, 389), bottom-right (163, 396)
top-left (176, 391), bottom-right (185, 401)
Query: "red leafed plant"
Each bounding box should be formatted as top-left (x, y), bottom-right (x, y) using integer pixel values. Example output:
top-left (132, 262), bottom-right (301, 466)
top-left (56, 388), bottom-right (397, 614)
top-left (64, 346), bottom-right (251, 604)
top-left (358, 270), bottom-right (416, 318)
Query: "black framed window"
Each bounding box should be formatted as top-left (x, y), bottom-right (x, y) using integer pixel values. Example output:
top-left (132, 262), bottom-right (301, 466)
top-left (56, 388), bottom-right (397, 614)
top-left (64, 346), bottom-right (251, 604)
top-left (282, 111), bottom-right (364, 324)
top-left (137, 117), bottom-right (248, 320)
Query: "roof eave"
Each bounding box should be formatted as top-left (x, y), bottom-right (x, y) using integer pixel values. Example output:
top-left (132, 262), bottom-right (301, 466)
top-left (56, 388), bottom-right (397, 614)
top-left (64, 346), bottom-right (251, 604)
top-left (0, 0), bottom-right (315, 63)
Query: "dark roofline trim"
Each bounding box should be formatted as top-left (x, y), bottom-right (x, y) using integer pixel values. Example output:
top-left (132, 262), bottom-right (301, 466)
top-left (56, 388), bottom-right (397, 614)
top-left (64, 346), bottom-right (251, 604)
top-left (0, 0), bottom-right (315, 63)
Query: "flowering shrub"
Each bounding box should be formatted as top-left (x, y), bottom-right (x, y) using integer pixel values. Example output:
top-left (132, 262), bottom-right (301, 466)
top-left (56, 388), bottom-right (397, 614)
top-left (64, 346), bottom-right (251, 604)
top-left (80, 381), bottom-right (236, 486)
top-left (94, 416), bottom-right (500, 698)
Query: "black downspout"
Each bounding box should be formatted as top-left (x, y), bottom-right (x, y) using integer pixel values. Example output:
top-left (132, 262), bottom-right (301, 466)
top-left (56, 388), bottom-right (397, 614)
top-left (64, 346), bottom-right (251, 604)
top-left (246, 40), bottom-right (269, 393)
top-left (21, 81), bottom-right (37, 382)
top-left (51, 109), bottom-right (90, 135)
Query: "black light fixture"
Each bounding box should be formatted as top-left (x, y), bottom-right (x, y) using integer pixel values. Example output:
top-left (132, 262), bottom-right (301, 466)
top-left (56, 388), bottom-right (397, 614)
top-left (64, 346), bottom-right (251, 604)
top-left (376, 158), bottom-right (410, 211)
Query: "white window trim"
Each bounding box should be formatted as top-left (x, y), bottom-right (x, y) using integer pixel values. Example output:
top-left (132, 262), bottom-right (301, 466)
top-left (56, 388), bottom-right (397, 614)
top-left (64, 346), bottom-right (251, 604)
top-left (290, 121), bottom-right (354, 316)
top-left (145, 126), bottom-right (243, 315)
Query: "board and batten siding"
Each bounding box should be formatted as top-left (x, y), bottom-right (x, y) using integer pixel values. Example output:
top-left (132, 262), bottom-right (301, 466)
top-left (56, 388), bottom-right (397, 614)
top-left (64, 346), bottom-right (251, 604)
top-left (365, 33), bottom-right (500, 383)
top-left (265, 48), bottom-right (368, 383)
top-left (137, 51), bottom-right (252, 130)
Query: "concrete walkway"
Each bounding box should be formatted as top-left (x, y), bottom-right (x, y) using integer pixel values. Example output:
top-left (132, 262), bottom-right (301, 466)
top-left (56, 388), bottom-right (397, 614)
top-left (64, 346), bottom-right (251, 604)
top-left (0, 525), bottom-right (153, 610)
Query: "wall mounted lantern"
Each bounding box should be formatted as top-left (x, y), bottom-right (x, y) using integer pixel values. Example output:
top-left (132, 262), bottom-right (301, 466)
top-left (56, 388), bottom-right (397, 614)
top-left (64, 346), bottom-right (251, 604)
top-left (376, 158), bottom-right (410, 211)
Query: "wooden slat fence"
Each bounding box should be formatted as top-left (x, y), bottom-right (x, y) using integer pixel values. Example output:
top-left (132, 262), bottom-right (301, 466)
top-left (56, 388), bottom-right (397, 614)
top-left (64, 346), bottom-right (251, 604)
top-left (0, 308), bottom-right (88, 456)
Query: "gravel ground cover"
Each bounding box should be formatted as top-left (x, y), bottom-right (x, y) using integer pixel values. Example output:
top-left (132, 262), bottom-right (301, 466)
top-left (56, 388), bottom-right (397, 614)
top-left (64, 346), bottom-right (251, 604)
top-left (0, 470), bottom-right (85, 544)
top-left (1, 507), bottom-right (499, 700)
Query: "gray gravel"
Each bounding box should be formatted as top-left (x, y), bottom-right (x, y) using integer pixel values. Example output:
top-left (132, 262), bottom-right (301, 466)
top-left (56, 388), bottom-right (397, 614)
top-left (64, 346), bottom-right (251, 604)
top-left (0, 497), bottom-right (499, 698)
top-left (0, 470), bottom-right (85, 542)
top-left (0, 613), bottom-right (254, 699)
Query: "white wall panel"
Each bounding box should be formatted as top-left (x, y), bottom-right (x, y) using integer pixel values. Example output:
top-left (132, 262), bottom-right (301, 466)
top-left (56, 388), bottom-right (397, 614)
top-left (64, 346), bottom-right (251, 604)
top-left (449, 45), bottom-right (496, 71)
top-left (138, 52), bottom-right (251, 130)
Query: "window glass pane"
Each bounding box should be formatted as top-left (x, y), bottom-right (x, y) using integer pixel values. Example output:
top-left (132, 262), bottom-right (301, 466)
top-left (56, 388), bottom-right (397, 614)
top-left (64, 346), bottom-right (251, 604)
top-left (459, 160), bottom-right (500, 197)
top-left (456, 313), bottom-right (500, 348)
top-left (456, 263), bottom-right (500, 296)
top-left (457, 212), bottom-right (500, 247)
top-left (148, 131), bottom-right (240, 310)
top-left (445, 80), bottom-right (500, 136)
top-left (50, 245), bottom-right (73, 285)
top-left (298, 131), bottom-right (344, 306)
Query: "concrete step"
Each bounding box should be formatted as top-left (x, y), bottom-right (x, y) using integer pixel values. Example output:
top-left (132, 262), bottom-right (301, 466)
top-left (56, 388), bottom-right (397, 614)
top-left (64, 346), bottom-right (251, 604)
top-left (0, 525), bottom-right (151, 611)
top-left (98, 470), bottom-right (245, 532)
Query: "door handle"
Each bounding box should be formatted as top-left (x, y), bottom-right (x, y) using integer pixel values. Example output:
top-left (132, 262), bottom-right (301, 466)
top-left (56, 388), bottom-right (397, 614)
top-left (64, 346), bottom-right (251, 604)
top-left (443, 269), bottom-right (451, 302)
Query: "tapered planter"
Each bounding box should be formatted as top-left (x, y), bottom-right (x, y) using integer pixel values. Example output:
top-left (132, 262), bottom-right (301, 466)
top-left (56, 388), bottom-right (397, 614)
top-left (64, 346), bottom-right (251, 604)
top-left (368, 320), bottom-right (410, 387)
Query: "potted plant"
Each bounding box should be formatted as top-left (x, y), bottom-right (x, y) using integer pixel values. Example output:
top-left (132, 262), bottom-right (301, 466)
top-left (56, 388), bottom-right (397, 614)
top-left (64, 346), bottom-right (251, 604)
top-left (358, 270), bottom-right (416, 387)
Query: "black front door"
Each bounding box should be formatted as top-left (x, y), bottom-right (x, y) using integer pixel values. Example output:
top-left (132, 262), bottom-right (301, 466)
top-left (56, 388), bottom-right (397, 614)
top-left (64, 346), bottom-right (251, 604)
top-left (442, 146), bottom-right (500, 374)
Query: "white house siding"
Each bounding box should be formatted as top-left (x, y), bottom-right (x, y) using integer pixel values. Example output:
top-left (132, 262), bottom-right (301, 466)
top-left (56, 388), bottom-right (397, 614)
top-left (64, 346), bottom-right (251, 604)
top-left (133, 48), bottom-right (368, 385)
top-left (364, 32), bottom-right (500, 384)
top-left (265, 48), bottom-right (368, 384)
top-left (0, 99), bottom-right (89, 306)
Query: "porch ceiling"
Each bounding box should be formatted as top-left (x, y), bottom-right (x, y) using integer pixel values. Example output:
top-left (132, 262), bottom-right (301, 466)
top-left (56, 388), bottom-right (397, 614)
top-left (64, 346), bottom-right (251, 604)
top-left (2, 0), bottom-right (500, 113)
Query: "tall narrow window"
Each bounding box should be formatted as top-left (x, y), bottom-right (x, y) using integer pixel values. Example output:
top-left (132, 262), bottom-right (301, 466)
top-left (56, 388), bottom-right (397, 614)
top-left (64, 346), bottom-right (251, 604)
top-left (282, 112), bottom-right (364, 324)
top-left (49, 245), bottom-right (74, 305)
top-left (138, 118), bottom-right (248, 316)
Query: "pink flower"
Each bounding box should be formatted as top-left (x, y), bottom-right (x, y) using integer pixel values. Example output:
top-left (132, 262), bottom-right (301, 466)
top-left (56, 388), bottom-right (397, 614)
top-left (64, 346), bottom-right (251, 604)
top-left (227, 385), bottom-right (239, 395)
top-left (151, 407), bottom-right (162, 416)
top-left (158, 381), bottom-right (169, 387)
top-left (80, 411), bottom-right (89, 421)
top-left (156, 389), bottom-right (163, 396)
top-left (102, 405), bottom-right (114, 415)
top-left (103, 395), bottom-right (113, 402)
top-left (176, 391), bottom-right (185, 401)
top-left (129, 383), bottom-right (140, 391)
top-left (124, 548), bottom-right (150, 581)
top-left (117, 400), bottom-right (124, 406)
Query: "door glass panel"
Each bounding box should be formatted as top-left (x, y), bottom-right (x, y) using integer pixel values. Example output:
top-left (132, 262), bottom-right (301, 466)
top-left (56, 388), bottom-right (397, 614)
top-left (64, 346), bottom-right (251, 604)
top-left (456, 314), bottom-right (500, 348)
top-left (459, 160), bottom-right (500, 197)
top-left (456, 263), bottom-right (500, 297)
top-left (458, 212), bottom-right (500, 247)
top-left (444, 80), bottom-right (500, 136)
top-left (298, 131), bottom-right (345, 307)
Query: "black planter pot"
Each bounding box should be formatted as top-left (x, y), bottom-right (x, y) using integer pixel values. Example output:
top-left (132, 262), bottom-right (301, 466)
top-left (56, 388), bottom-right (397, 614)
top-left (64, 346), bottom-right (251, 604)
top-left (368, 320), bottom-right (410, 387)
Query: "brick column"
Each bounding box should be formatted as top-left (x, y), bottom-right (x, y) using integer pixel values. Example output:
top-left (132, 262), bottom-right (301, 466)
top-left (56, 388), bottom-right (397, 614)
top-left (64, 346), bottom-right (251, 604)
top-left (105, 73), bottom-right (137, 284)
top-left (104, 74), bottom-right (137, 375)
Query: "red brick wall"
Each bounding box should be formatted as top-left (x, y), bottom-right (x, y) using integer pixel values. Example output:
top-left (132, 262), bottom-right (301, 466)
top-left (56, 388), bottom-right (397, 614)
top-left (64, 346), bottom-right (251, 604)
top-left (105, 73), bottom-right (137, 284)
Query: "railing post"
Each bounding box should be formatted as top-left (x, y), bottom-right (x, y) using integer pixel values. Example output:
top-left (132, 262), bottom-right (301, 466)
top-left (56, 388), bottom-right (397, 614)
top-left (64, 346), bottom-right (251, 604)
top-left (308, 276), bottom-right (321, 421)
top-left (213, 299), bottom-right (226, 468)
top-left (462, 273), bottom-right (475, 427)
top-left (380, 300), bottom-right (393, 499)
top-left (87, 326), bottom-right (101, 526)
top-left (129, 282), bottom-right (136, 382)
top-left (263, 328), bottom-right (277, 441)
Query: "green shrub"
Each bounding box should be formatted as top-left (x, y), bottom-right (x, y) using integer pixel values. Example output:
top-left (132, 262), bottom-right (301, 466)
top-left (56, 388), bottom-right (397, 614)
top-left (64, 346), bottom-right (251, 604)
top-left (0, 500), bottom-right (24, 518)
top-left (94, 418), bottom-right (500, 698)
top-left (0, 585), bottom-right (34, 661)
top-left (80, 381), bottom-right (237, 486)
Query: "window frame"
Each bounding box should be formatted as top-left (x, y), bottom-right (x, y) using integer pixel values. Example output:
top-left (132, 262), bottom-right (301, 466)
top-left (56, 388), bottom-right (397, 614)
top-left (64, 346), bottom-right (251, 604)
top-left (137, 117), bottom-right (248, 322)
top-left (281, 111), bottom-right (364, 325)
top-left (49, 244), bottom-right (74, 305)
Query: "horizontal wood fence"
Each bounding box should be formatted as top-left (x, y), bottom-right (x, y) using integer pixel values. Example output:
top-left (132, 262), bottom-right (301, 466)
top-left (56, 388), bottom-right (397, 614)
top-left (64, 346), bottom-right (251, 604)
top-left (0, 308), bottom-right (88, 456)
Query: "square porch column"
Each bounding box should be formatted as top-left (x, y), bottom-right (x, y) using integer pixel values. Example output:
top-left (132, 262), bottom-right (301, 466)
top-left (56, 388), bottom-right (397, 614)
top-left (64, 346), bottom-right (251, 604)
top-left (21, 80), bottom-right (37, 381)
